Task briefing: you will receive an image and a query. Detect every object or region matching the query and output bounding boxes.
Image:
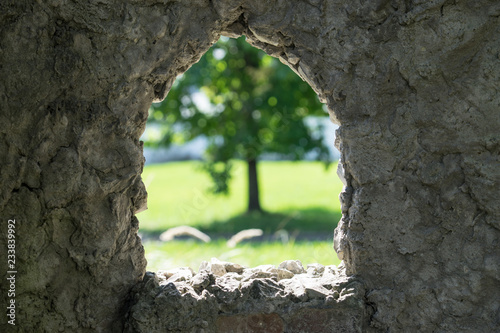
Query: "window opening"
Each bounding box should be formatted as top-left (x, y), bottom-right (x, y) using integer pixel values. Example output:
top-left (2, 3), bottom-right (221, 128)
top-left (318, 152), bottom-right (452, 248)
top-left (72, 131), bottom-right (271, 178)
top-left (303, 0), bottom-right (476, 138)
top-left (138, 36), bottom-right (341, 272)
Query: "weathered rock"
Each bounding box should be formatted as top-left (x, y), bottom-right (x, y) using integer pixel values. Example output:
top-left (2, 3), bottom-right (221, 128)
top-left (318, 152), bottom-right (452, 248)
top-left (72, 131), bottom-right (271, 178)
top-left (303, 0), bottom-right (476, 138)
top-left (125, 273), bottom-right (219, 332)
top-left (126, 263), bottom-right (368, 332)
top-left (306, 263), bottom-right (325, 276)
top-left (243, 264), bottom-right (279, 281)
top-left (162, 267), bottom-right (195, 284)
top-left (200, 258), bottom-right (228, 277)
top-left (276, 268), bottom-right (295, 281)
top-left (191, 271), bottom-right (213, 291)
top-left (279, 278), bottom-right (308, 302)
top-left (216, 313), bottom-right (284, 333)
top-left (222, 260), bottom-right (245, 274)
top-left (279, 260), bottom-right (306, 274)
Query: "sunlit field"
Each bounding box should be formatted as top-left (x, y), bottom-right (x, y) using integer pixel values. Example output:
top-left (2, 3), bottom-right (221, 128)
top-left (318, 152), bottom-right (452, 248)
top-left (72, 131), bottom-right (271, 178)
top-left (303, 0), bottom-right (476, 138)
top-left (139, 160), bottom-right (342, 233)
top-left (137, 160), bottom-right (343, 271)
top-left (145, 239), bottom-right (341, 272)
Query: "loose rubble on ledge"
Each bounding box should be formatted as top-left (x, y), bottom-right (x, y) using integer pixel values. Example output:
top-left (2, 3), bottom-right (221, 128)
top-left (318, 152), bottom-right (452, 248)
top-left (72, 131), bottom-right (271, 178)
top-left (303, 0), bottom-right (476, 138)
top-left (155, 258), bottom-right (355, 304)
top-left (126, 258), bottom-right (368, 332)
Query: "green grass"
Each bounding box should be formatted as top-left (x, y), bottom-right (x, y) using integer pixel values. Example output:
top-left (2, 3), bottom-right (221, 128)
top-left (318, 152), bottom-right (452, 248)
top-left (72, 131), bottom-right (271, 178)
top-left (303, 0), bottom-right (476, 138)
top-left (144, 239), bottom-right (341, 272)
top-left (138, 160), bottom-right (342, 235)
top-left (138, 160), bottom-right (344, 272)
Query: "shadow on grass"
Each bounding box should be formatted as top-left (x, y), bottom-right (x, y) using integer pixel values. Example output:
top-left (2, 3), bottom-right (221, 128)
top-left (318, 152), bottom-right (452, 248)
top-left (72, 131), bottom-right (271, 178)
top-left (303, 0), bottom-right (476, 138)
top-left (195, 208), bottom-right (341, 234)
top-left (139, 208), bottom-right (341, 242)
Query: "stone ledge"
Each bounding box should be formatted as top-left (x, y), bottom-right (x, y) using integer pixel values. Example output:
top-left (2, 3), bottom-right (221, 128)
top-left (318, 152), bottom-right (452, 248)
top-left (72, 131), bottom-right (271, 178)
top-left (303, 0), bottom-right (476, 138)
top-left (125, 259), bottom-right (370, 332)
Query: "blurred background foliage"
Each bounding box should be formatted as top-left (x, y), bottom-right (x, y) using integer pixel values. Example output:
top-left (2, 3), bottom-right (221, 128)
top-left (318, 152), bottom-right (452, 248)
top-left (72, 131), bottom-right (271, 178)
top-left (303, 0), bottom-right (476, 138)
top-left (140, 36), bottom-right (342, 271)
top-left (146, 36), bottom-right (332, 212)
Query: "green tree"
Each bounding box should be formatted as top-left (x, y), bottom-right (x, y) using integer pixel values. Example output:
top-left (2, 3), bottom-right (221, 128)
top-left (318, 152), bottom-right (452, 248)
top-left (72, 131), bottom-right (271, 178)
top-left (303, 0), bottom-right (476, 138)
top-left (147, 36), bottom-right (331, 212)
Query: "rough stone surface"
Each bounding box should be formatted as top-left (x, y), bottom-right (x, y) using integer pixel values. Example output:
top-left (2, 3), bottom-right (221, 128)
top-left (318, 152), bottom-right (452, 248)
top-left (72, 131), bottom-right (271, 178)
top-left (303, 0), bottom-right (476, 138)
top-left (124, 261), bottom-right (369, 332)
top-left (279, 260), bottom-right (306, 274)
top-left (217, 313), bottom-right (284, 333)
top-left (1, 0), bottom-right (499, 332)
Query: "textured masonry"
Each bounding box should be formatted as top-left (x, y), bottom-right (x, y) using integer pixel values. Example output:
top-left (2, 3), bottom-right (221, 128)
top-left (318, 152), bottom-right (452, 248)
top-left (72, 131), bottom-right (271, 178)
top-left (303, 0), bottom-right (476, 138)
top-left (0, 0), bottom-right (499, 332)
top-left (125, 260), bottom-right (369, 332)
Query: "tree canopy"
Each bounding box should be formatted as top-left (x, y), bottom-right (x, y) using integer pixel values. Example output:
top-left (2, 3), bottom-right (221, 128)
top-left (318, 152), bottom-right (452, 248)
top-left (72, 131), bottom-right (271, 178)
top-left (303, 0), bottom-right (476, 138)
top-left (146, 36), bottom-right (331, 212)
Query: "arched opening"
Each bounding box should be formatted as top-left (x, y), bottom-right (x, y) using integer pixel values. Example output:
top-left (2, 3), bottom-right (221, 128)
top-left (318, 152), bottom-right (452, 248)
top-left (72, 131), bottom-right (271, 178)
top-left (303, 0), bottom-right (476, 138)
top-left (137, 36), bottom-right (343, 272)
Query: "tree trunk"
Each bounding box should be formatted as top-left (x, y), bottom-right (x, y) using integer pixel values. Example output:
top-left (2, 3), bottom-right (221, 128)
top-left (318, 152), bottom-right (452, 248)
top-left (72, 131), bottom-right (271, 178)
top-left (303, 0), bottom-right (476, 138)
top-left (247, 158), bottom-right (262, 213)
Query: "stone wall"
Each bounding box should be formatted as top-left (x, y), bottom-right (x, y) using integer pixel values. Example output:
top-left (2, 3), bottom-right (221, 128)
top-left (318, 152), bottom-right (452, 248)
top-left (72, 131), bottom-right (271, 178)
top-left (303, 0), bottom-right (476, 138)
top-left (125, 260), bottom-right (368, 332)
top-left (1, 0), bottom-right (498, 332)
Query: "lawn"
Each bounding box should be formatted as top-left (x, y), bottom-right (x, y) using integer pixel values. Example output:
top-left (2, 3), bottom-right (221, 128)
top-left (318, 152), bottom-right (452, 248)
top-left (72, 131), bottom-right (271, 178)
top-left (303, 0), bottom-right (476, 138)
top-left (137, 160), bottom-right (344, 271)
top-left (139, 160), bottom-right (342, 234)
top-left (145, 239), bottom-right (341, 272)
